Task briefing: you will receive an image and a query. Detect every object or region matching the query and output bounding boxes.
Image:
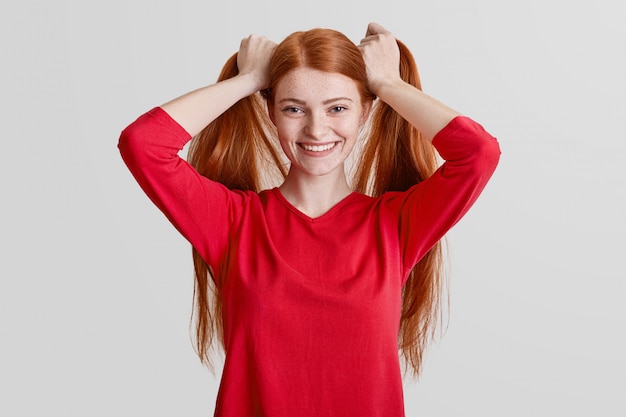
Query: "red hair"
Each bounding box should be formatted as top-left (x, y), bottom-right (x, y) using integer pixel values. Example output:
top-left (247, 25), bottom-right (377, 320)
top-left (187, 28), bottom-right (445, 377)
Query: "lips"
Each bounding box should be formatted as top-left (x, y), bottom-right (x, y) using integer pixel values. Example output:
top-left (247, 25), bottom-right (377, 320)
top-left (299, 142), bottom-right (338, 152)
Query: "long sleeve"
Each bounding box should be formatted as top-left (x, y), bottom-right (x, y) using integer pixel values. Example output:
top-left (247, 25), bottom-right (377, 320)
top-left (118, 107), bottom-right (245, 269)
top-left (395, 115), bottom-right (501, 277)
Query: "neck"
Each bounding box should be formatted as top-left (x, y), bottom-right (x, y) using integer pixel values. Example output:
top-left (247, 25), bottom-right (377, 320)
top-left (279, 171), bottom-right (352, 218)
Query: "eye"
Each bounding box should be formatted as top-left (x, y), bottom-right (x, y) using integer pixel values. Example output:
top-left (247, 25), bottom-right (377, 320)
top-left (330, 106), bottom-right (347, 113)
top-left (282, 106), bottom-right (303, 114)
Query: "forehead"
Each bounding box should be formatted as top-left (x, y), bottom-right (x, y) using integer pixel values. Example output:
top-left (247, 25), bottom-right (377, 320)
top-left (274, 68), bottom-right (360, 102)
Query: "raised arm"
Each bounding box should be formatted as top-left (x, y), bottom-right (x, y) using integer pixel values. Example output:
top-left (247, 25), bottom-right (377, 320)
top-left (358, 23), bottom-right (500, 271)
top-left (358, 22), bottom-right (460, 141)
top-left (117, 34), bottom-right (276, 267)
top-left (161, 34), bottom-right (276, 136)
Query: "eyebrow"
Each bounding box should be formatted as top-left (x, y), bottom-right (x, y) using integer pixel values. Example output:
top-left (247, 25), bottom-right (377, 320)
top-left (278, 97), bottom-right (355, 105)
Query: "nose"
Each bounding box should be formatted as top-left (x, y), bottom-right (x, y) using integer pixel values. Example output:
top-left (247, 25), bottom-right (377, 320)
top-left (304, 112), bottom-right (327, 139)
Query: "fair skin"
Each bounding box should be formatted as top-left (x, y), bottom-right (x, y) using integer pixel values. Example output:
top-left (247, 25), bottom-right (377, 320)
top-left (358, 23), bottom-right (460, 140)
top-left (161, 22), bottom-right (461, 217)
top-left (269, 68), bottom-right (371, 217)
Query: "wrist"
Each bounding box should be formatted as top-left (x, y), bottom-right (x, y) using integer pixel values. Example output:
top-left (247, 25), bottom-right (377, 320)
top-left (233, 71), bottom-right (269, 97)
top-left (370, 77), bottom-right (407, 102)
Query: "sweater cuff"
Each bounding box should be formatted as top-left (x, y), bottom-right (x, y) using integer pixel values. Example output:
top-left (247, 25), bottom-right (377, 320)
top-left (431, 116), bottom-right (497, 162)
top-left (151, 106), bottom-right (192, 139)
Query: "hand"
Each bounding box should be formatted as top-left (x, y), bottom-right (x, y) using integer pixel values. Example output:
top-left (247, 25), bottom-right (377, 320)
top-left (358, 22), bottom-right (402, 96)
top-left (237, 34), bottom-right (277, 91)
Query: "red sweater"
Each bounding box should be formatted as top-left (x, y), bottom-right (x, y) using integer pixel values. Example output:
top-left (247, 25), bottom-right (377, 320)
top-left (118, 107), bottom-right (500, 416)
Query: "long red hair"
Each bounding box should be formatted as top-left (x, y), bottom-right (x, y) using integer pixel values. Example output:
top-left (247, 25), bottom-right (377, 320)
top-left (187, 28), bottom-right (445, 377)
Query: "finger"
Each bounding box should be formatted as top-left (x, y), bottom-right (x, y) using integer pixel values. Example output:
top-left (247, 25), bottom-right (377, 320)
top-left (359, 32), bottom-right (378, 46)
top-left (366, 21), bottom-right (388, 37)
top-left (365, 22), bottom-right (379, 36)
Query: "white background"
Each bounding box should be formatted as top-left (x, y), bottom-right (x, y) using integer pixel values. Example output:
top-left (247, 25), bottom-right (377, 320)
top-left (1, 0), bottom-right (624, 415)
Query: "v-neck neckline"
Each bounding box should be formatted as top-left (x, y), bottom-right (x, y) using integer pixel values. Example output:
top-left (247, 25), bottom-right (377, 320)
top-left (271, 188), bottom-right (358, 223)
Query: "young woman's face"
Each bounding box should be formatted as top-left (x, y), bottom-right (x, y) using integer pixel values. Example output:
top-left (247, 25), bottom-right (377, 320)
top-left (269, 68), bottom-right (370, 178)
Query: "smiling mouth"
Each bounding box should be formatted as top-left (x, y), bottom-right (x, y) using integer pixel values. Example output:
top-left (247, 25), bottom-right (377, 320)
top-left (299, 142), bottom-right (338, 152)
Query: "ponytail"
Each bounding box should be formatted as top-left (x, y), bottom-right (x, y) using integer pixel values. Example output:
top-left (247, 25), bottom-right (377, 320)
top-left (353, 40), bottom-right (446, 377)
top-left (186, 53), bottom-right (285, 368)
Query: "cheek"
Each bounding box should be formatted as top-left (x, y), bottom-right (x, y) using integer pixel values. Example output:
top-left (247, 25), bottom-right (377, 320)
top-left (275, 123), bottom-right (299, 154)
top-left (275, 125), bottom-right (298, 148)
top-left (338, 117), bottom-right (362, 138)
top-left (274, 116), bottom-right (299, 136)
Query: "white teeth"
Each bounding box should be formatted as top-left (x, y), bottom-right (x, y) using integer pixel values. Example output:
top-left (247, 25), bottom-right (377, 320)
top-left (300, 142), bottom-right (336, 152)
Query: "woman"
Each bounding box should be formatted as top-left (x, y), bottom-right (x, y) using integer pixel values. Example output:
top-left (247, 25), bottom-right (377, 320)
top-left (119, 22), bottom-right (500, 416)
